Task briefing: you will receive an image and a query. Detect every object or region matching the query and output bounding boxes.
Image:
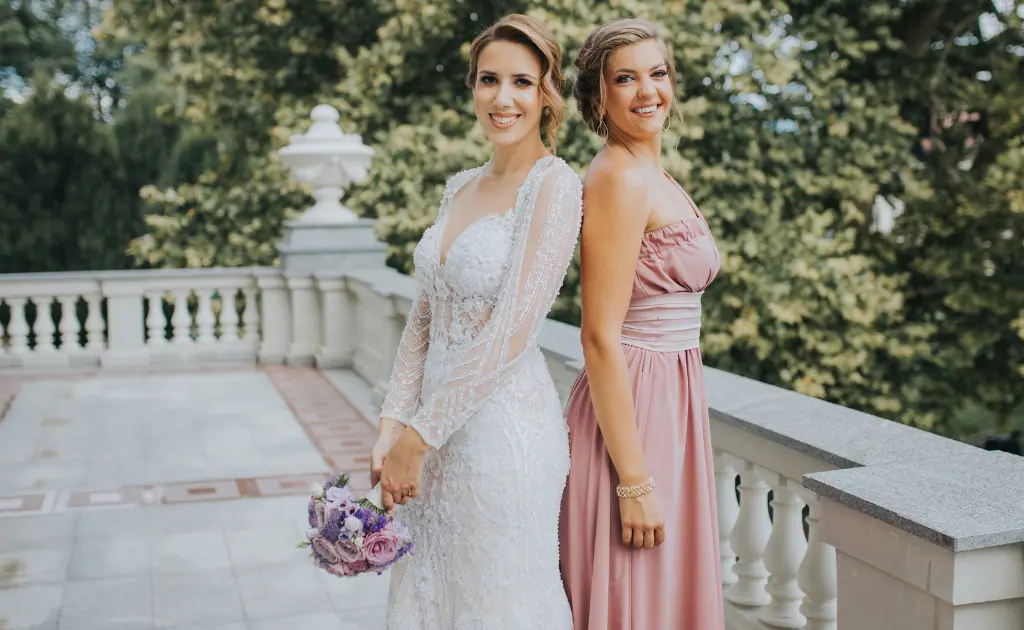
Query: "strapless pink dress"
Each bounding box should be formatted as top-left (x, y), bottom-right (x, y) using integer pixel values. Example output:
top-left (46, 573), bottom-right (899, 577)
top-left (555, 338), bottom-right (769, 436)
top-left (559, 180), bottom-right (725, 630)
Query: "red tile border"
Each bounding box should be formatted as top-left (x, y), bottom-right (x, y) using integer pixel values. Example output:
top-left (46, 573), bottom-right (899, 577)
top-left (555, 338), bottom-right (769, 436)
top-left (0, 365), bottom-right (381, 517)
top-left (161, 479), bottom-right (242, 504)
top-left (0, 493), bottom-right (49, 518)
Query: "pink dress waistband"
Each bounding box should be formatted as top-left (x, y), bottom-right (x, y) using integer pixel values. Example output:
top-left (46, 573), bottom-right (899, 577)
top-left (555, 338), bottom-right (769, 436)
top-left (620, 292), bottom-right (702, 352)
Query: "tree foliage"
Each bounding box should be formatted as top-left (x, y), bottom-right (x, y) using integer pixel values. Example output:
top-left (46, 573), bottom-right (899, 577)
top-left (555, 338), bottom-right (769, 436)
top-left (99, 0), bottom-right (1024, 437)
top-left (0, 77), bottom-right (135, 272)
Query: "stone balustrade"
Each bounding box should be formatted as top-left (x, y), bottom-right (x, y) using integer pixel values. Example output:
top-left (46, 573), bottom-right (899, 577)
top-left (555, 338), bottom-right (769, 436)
top-left (3, 101), bottom-right (1022, 629)
top-left (3, 262), bottom-right (1024, 630)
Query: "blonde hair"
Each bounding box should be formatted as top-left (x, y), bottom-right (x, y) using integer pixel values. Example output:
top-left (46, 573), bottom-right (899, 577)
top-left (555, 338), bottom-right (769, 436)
top-left (573, 18), bottom-right (677, 138)
top-left (466, 14), bottom-right (566, 153)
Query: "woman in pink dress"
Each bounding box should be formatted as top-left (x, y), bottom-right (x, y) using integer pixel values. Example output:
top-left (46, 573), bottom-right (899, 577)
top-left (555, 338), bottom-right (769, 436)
top-left (559, 19), bottom-right (725, 630)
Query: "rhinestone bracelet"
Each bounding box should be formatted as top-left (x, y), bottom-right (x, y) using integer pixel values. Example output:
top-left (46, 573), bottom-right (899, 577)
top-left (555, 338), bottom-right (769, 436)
top-left (616, 476), bottom-right (655, 499)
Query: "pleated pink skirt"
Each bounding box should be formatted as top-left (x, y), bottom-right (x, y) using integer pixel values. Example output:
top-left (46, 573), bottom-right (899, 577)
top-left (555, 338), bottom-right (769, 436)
top-left (559, 345), bottom-right (725, 630)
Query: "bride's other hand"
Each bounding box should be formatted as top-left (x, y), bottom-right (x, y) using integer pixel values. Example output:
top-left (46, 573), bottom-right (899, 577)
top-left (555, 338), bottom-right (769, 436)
top-left (380, 427), bottom-right (430, 505)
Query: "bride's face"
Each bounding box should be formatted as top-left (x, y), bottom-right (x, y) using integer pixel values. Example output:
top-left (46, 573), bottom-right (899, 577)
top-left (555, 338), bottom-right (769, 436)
top-left (473, 40), bottom-right (544, 148)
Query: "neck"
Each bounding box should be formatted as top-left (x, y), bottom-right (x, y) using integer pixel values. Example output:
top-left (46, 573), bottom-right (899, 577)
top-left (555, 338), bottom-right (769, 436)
top-left (488, 136), bottom-right (550, 176)
top-left (609, 130), bottom-right (662, 165)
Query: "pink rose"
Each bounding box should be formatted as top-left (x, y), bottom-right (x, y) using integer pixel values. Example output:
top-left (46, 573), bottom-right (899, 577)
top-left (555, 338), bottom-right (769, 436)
top-left (323, 562), bottom-right (354, 577)
top-left (311, 536), bottom-right (341, 565)
top-left (348, 559), bottom-right (371, 574)
top-left (362, 530), bottom-right (401, 566)
top-left (334, 540), bottom-right (363, 563)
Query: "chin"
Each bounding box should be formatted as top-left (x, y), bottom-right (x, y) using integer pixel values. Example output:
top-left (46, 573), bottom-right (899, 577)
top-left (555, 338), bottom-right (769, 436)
top-left (487, 130), bottom-right (530, 147)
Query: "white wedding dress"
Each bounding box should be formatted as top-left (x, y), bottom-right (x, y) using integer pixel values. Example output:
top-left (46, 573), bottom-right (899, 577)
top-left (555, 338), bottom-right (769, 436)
top-left (379, 155), bottom-right (581, 629)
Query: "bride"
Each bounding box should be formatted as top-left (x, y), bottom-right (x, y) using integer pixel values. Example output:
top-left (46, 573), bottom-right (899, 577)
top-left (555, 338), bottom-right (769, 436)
top-left (371, 14), bottom-right (582, 630)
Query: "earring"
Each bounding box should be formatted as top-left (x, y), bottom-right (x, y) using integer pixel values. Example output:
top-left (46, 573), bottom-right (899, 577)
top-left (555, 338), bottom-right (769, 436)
top-left (543, 107), bottom-right (551, 116)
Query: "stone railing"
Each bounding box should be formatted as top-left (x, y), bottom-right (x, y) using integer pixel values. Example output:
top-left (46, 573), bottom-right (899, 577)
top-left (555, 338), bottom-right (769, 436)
top-left (339, 266), bottom-right (1024, 630)
top-left (0, 268), bottom-right (274, 368)
top-left (3, 263), bottom-right (1023, 629)
top-left (3, 101), bottom-right (1021, 629)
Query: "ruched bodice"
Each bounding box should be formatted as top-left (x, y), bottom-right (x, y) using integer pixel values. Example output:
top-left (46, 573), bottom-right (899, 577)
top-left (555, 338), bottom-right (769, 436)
top-left (634, 213), bottom-right (720, 298)
top-left (621, 190), bottom-right (721, 353)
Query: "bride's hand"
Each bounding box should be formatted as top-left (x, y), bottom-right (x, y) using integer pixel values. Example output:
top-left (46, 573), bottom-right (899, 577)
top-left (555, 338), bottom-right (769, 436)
top-left (370, 418), bottom-right (405, 486)
top-left (619, 492), bottom-right (665, 549)
top-left (380, 427), bottom-right (430, 505)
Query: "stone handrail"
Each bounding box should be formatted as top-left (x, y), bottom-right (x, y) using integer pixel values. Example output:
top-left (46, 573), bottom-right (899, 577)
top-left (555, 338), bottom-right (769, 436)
top-left (2, 262), bottom-right (1022, 629)
top-left (337, 266), bottom-right (1024, 630)
top-left (0, 267), bottom-right (278, 368)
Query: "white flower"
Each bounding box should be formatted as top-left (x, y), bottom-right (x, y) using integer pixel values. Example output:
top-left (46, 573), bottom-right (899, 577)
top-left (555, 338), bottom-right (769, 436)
top-left (353, 536), bottom-right (364, 549)
top-left (311, 487), bottom-right (325, 499)
top-left (343, 515), bottom-right (363, 534)
top-left (306, 528), bottom-right (320, 541)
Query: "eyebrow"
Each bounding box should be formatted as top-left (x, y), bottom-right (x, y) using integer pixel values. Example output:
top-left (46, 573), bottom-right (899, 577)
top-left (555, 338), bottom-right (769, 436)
top-left (479, 70), bottom-right (538, 81)
top-left (614, 63), bottom-right (667, 73)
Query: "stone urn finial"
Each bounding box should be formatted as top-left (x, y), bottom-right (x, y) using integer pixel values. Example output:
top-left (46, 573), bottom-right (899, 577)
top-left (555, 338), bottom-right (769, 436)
top-left (278, 104), bottom-right (375, 223)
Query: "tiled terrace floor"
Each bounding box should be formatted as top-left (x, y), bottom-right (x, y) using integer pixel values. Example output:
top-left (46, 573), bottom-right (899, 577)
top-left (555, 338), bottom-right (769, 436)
top-left (0, 366), bottom-right (386, 630)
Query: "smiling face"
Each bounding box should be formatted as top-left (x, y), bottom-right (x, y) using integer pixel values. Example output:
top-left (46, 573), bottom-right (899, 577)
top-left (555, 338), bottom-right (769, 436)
top-left (601, 39), bottom-right (674, 141)
top-left (473, 40), bottom-right (545, 149)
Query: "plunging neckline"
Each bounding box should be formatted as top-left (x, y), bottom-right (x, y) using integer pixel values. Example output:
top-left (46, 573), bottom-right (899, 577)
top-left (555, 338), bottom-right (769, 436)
top-left (437, 155), bottom-right (553, 267)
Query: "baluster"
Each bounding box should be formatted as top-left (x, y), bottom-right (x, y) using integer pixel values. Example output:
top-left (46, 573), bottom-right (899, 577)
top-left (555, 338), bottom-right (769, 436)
top-left (8, 297), bottom-right (29, 354)
top-left (242, 287), bottom-right (260, 342)
top-left (146, 291), bottom-right (167, 346)
top-left (196, 290), bottom-right (216, 344)
top-left (219, 288), bottom-right (239, 342)
top-left (798, 490), bottom-right (838, 630)
top-left (726, 461), bottom-right (772, 606)
top-left (761, 476), bottom-right (808, 627)
top-left (57, 296), bottom-right (80, 352)
top-left (84, 295), bottom-right (105, 350)
top-left (33, 297), bottom-right (56, 352)
top-left (715, 450), bottom-right (740, 586)
top-left (171, 290), bottom-right (192, 345)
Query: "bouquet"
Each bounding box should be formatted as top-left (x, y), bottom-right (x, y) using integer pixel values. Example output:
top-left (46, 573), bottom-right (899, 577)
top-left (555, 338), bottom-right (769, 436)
top-left (298, 473), bottom-right (413, 577)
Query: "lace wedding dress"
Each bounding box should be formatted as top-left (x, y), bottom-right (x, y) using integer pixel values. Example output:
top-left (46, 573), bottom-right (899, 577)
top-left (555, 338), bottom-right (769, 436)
top-left (379, 155), bottom-right (581, 629)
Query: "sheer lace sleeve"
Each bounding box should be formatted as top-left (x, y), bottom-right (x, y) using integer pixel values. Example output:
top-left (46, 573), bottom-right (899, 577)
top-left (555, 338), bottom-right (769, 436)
top-left (407, 159), bottom-right (583, 448)
top-left (379, 288), bottom-right (431, 423)
top-left (378, 168), bottom-right (479, 423)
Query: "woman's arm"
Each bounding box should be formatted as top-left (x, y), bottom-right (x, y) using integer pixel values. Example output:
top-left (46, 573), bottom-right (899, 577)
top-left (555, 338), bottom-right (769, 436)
top-left (381, 162), bottom-right (583, 503)
top-left (405, 164), bottom-right (583, 449)
top-left (578, 165), bottom-right (650, 487)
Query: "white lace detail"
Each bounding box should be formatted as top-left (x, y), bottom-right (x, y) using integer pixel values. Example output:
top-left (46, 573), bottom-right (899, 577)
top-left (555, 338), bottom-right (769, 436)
top-left (379, 156), bottom-right (581, 629)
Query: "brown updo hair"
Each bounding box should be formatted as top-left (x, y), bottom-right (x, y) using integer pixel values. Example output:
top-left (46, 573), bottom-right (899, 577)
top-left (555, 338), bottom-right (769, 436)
top-left (573, 18), bottom-right (677, 138)
top-left (466, 14), bottom-right (566, 153)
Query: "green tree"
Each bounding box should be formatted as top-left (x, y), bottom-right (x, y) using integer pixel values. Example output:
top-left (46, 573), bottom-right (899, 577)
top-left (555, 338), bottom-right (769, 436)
top-left (101, 0), bottom-right (1024, 438)
top-left (0, 75), bottom-right (134, 272)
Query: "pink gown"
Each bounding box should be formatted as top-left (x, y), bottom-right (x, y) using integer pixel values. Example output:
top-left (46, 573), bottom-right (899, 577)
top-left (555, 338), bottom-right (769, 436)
top-left (559, 176), bottom-right (725, 630)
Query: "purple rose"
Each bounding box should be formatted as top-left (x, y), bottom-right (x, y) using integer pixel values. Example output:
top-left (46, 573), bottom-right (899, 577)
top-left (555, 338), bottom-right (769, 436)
top-left (362, 530), bottom-right (401, 566)
top-left (334, 540), bottom-right (363, 563)
top-left (311, 536), bottom-right (341, 565)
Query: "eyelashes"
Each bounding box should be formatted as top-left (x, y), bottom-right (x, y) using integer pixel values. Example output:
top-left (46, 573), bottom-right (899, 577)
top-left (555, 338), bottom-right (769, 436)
top-left (615, 69), bottom-right (669, 84)
top-left (479, 76), bottom-right (534, 87)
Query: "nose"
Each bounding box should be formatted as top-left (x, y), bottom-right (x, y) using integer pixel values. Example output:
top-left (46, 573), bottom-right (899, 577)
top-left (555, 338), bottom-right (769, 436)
top-left (492, 80), bottom-right (514, 107)
top-left (638, 77), bottom-right (656, 99)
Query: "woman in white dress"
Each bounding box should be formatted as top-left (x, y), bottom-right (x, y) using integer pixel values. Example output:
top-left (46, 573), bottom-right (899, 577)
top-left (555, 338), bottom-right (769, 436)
top-left (370, 14), bottom-right (582, 630)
